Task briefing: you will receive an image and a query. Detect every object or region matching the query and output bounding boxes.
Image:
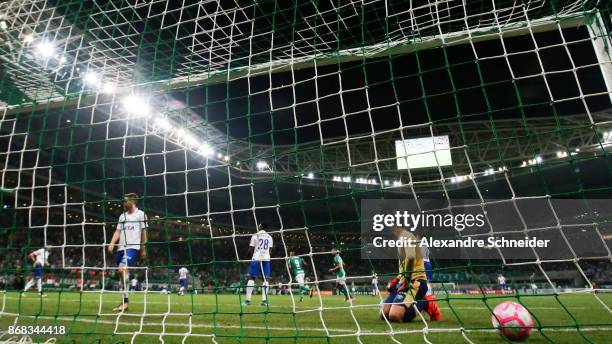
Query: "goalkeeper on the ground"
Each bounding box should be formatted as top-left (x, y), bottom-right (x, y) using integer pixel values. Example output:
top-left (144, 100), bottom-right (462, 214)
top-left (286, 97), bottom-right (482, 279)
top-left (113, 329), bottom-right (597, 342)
top-left (380, 227), bottom-right (441, 322)
top-left (287, 250), bottom-right (314, 301)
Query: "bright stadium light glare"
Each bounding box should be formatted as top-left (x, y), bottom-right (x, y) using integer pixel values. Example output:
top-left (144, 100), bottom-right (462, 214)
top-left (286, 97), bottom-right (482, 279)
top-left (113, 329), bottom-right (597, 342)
top-left (556, 151), bottom-right (568, 158)
top-left (306, 172), bottom-right (314, 179)
top-left (83, 71), bottom-right (100, 87)
top-left (384, 180), bottom-right (390, 186)
top-left (122, 95), bottom-right (150, 117)
top-left (223, 155), bottom-right (230, 162)
top-left (101, 82), bottom-right (116, 94)
top-left (256, 161), bottom-right (269, 171)
top-left (198, 143), bottom-right (214, 157)
top-left (35, 41), bottom-right (55, 58)
top-left (22, 34), bottom-right (34, 43)
top-left (153, 117), bottom-right (172, 132)
top-left (176, 129), bottom-right (198, 147)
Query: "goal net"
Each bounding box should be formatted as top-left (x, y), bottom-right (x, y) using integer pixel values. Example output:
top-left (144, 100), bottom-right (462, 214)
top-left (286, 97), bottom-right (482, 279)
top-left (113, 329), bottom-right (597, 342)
top-left (0, 0), bottom-right (611, 343)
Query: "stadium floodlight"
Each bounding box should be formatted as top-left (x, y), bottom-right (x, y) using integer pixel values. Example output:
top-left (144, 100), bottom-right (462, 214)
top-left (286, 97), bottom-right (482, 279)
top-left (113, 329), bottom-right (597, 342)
top-left (122, 95), bottom-right (150, 117)
top-left (22, 34), bottom-right (34, 43)
top-left (223, 155), bottom-right (230, 162)
top-left (176, 129), bottom-right (198, 148)
top-left (306, 172), bottom-right (314, 179)
top-left (83, 71), bottom-right (101, 87)
top-left (101, 82), bottom-right (116, 94)
top-left (342, 176), bottom-right (351, 183)
top-left (217, 153), bottom-right (223, 159)
top-left (484, 168), bottom-right (495, 176)
top-left (557, 151), bottom-right (568, 158)
top-left (198, 143), bottom-right (214, 157)
top-left (383, 180), bottom-right (390, 186)
top-left (153, 117), bottom-right (172, 132)
top-left (256, 161), bottom-right (270, 171)
top-left (35, 41), bottom-right (55, 58)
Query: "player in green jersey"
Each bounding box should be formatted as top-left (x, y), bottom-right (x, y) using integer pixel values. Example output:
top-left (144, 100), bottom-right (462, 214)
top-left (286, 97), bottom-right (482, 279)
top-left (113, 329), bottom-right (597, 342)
top-left (329, 248), bottom-right (353, 302)
top-left (288, 250), bottom-right (314, 301)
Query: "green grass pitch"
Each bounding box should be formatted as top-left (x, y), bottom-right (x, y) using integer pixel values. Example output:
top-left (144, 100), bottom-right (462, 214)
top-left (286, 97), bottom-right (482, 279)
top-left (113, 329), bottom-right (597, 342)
top-left (0, 291), bottom-right (610, 343)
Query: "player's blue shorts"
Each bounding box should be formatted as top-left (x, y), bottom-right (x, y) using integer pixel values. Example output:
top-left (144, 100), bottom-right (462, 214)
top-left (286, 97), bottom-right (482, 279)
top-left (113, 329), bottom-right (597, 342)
top-left (179, 278), bottom-right (188, 287)
top-left (115, 249), bottom-right (139, 267)
top-left (34, 264), bottom-right (43, 279)
top-left (248, 261), bottom-right (270, 278)
top-left (424, 261), bottom-right (433, 281)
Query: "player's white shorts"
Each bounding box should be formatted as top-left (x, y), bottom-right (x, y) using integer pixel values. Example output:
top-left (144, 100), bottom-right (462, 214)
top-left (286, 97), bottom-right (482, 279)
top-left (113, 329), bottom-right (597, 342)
top-left (336, 276), bottom-right (346, 285)
top-left (295, 272), bottom-right (305, 285)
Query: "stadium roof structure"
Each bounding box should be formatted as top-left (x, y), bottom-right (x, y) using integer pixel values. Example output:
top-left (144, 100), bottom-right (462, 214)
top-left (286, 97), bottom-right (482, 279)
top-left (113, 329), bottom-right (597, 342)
top-left (1, 0), bottom-right (611, 184)
top-left (1, 0), bottom-right (608, 104)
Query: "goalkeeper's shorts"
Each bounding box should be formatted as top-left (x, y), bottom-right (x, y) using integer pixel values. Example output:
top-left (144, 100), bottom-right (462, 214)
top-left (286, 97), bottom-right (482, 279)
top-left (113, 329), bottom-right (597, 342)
top-left (383, 280), bottom-right (429, 322)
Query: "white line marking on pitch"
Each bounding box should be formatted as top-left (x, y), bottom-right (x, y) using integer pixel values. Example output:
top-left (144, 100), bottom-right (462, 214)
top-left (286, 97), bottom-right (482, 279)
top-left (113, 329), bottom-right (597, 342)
top-left (2, 313), bottom-right (612, 336)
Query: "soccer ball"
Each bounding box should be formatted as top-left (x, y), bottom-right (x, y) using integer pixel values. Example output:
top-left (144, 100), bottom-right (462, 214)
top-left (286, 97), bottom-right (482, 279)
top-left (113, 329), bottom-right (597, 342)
top-left (491, 301), bottom-right (534, 341)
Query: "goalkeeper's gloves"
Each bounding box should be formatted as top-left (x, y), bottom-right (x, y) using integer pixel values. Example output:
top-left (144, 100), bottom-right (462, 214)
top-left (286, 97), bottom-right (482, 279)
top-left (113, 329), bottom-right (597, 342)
top-left (386, 277), bottom-right (399, 292)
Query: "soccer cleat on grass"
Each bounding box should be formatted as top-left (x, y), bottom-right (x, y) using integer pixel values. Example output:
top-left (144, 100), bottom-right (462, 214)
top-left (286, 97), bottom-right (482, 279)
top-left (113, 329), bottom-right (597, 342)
top-left (39, 293), bottom-right (47, 298)
top-left (242, 300), bottom-right (251, 306)
top-left (260, 300), bottom-right (269, 306)
top-left (112, 303), bottom-right (129, 312)
top-left (309, 289), bottom-right (314, 298)
top-left (425, 294), bottom-right (441, 321)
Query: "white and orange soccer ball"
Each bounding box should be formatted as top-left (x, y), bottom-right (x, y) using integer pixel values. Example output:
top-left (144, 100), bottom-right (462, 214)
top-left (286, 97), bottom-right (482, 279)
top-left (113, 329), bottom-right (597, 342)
top-left (491, 301), bottom-right (534, 341)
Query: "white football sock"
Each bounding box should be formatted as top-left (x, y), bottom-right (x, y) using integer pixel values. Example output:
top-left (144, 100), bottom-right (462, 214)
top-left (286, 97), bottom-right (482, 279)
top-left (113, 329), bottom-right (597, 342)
top-left (246, 279), bottom-right (255, 301)
top-left (262, 281), bottom-right (269, 301)
top-left (24, 279), bottom-right (35, 292)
